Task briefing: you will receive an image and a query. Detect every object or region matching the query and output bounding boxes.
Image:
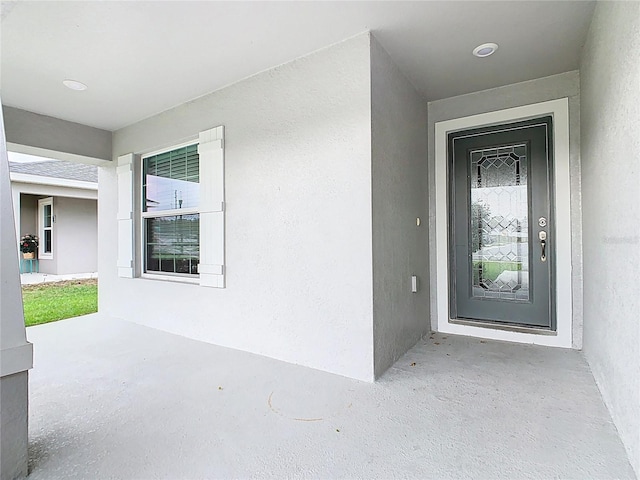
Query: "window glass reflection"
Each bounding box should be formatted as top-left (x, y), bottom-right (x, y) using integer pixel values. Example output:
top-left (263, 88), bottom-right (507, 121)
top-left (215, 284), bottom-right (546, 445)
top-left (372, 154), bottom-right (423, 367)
top-left (145, 214), bottom-right (199, 275)
top-left (144, 144), bottom-right (199, 212)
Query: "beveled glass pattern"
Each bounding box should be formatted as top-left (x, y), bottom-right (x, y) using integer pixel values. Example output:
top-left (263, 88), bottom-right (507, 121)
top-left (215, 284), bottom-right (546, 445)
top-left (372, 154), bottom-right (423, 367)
top-left (470, 144), bottom-right (529, 301)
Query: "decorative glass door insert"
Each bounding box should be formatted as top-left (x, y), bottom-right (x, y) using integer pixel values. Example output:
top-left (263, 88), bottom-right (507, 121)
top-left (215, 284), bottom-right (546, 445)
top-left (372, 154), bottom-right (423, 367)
top-left (470, 144), bottom-right (529, 302)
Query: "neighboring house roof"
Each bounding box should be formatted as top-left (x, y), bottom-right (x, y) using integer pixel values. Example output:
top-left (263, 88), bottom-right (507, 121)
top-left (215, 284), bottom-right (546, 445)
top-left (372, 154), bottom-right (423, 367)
top-left (9, 160), bottom-right (97, 183)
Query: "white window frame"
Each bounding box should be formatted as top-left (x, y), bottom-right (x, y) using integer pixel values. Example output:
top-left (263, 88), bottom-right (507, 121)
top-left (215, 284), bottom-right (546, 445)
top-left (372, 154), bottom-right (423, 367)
top-left (38, 196), bottom-right (53, 259)
top-left (140, 140), bottom-right (201, 283)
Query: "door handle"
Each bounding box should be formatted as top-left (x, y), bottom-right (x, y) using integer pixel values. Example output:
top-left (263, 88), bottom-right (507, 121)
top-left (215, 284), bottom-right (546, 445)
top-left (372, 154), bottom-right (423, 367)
top-left (539, 231), bottom-right (547, 262)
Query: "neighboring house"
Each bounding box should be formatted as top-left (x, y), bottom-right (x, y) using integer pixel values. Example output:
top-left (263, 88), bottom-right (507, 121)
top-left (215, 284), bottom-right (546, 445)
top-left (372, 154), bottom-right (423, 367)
top-left (9, 159), bottom-right (98, 275)
top-left (0, 2), bottom-right (639, 479)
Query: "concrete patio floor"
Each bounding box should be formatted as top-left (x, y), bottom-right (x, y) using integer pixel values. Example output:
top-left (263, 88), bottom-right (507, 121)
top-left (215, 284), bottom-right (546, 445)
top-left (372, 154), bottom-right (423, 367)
top-left (26, 315), bottom-right (634, 479)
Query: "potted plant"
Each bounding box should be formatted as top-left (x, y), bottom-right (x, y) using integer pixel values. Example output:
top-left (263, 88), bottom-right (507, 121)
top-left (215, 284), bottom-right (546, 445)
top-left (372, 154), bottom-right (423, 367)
top-left (20, 234), bottom-right (39, 259)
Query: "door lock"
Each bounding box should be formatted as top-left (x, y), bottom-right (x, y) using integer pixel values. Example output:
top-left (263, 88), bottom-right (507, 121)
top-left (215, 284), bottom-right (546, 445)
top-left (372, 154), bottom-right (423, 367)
top-left (539, 231), bottom-right (547, 262)
top-left (538, 217), bottom-right (547, 227)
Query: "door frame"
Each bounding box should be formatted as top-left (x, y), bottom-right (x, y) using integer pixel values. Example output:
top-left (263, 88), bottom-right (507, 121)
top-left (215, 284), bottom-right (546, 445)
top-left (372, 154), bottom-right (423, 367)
top-left (434, 98), bottom-right (572, 348)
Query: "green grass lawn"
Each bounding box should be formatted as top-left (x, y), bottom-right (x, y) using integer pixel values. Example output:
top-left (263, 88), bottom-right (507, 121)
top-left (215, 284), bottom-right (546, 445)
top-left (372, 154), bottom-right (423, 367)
top-left (22, 279), bottom-right (98, 327)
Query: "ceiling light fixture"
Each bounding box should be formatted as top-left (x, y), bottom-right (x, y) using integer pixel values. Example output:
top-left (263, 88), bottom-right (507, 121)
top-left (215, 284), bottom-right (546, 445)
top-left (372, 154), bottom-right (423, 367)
top-left (473, 43), bottom-right (499, 58)
top-left (62, 79), bottom-right (88, 91)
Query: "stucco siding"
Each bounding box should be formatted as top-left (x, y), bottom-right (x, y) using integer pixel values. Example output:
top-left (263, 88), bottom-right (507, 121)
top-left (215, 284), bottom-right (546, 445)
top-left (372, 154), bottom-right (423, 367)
top-left (103, 34), bottom-right (375, 381)
top-left (580, 2), bottom-right (640, 475)
top-left (54, 197), bottom-right (98, 274)
top-left (370, 36), bottom-right (429, 377)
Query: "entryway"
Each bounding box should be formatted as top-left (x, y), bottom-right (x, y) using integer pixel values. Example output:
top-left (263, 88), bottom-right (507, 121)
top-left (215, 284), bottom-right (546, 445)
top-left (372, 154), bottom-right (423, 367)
top-left (433, 98), bottom-right (573, 347)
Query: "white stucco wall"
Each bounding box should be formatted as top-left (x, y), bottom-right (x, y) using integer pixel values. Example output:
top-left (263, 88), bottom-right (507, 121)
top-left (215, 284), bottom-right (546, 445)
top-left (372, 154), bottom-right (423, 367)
top-left (580, 2), bottom-right (640, 475)
top-left (427, 71), bottom-right (583, 348)
top-left (103, 34), bottom-right (375, 381)
top-left (54, 197), bottom-right (98, 274)
top-left (370, 36), bottom-right (429, 377)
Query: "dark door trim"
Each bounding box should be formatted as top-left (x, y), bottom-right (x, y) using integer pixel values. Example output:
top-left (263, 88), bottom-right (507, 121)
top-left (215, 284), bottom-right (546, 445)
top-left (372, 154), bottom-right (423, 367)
top-left (447, 117), bottom-right (555, 330)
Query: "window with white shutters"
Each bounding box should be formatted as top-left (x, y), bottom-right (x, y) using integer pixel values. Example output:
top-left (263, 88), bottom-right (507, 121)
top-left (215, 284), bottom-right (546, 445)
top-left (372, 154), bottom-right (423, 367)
top-left (117, 126), bottom-right (225, 287)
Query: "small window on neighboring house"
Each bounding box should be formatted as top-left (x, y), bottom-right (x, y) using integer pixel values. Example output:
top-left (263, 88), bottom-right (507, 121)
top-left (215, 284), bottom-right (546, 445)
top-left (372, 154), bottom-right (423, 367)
top-left (38, 197), bottom-right (53, 259)
top-left (142, 143), bottom-right (200, 276)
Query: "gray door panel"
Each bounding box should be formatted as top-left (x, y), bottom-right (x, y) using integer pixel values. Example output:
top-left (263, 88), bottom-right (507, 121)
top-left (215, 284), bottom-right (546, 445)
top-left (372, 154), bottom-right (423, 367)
top-left (449, 117), bottom-right (554, 329)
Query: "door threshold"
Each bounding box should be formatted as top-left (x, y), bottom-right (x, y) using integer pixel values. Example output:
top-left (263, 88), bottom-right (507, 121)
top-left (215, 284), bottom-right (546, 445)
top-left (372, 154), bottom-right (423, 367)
top-left (449, 318), bottom-right (557, 336)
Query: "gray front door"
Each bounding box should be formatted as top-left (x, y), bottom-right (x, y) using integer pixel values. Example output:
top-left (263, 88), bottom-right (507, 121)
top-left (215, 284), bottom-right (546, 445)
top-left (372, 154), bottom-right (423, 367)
top-left (449, 117), bottom-right (554, 329)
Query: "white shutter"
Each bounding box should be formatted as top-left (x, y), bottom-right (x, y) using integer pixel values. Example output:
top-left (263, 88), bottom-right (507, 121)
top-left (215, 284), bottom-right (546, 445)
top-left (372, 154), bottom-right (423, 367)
top-left (117, 153), bottom-right (135, 278)
top-left (198, 126), bottom-right (225, 288)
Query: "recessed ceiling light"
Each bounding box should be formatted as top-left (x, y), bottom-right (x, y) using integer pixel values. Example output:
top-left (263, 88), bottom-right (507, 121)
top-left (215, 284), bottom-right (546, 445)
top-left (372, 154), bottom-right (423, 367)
top-left (473, 43), bottom-right (499, 58)
top-left (62, 79), bottom-right (88, 91)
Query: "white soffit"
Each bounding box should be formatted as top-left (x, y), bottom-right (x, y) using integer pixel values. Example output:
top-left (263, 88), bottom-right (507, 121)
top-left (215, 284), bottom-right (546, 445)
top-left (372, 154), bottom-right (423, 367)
top-left (0, 1), bottom-right (595, 131)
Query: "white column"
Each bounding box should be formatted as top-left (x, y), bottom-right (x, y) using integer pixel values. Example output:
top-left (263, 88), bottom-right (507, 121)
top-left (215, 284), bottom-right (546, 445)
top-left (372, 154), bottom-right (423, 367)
top-left (0, 100), bottom-right (33, 479)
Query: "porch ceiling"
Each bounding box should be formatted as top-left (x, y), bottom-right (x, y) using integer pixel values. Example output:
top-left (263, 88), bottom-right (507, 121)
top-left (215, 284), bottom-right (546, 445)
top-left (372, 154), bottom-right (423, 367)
top-left (1, 1), bottom-right (595, 131)
top-left (26, 314), bottom-right (633, 479)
